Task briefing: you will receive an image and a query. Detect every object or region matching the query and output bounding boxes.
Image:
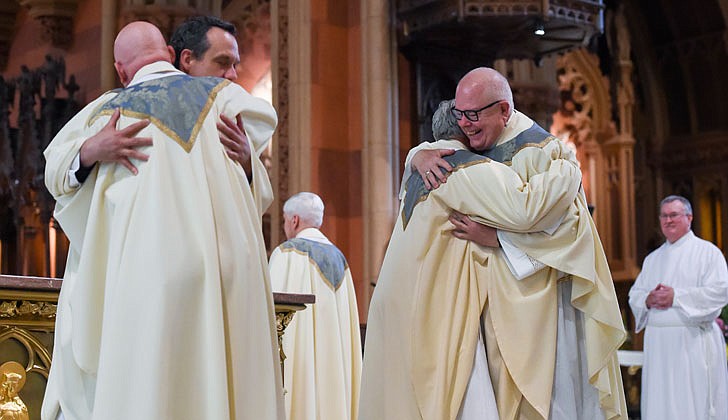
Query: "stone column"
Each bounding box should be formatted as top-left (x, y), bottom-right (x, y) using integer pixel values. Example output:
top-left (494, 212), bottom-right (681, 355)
top-left (361, 0), bottom-right (397, 314)
top-left (100, 0), bottom-right (118, 92)
top-left (553, 41), bottom-right (639, 281)
top-left (606, 7), bottom-right (639, 278)
top-left (268, 0), bottom-right (311, 248)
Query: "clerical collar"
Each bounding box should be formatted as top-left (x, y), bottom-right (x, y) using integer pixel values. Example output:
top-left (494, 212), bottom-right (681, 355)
top-left (666, 230), bottom-right (694, 246)
top-left (296, 228), bottom-right (332, 245)
top-left (494, 110), bottom-right (535, 147)
top-left (128, 61), bottom-right (184, 87)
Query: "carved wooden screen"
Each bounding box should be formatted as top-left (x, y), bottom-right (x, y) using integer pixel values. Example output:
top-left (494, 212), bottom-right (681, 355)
top-left (0, 57), bottom-right (79, 277)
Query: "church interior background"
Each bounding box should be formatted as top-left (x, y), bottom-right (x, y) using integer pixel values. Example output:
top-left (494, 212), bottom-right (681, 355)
top-left (0, 0), bottom-right (726, 417)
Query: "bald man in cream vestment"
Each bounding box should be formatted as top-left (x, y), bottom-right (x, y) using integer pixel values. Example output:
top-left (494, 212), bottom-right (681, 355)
top-left (361, 95), bottom-right (626, 420)
top-left (42, 22), bottom-right (282, 420)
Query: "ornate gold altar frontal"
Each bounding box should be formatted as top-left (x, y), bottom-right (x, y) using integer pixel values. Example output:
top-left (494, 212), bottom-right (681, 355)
top-left (0, 276), bottom-right (57, 420)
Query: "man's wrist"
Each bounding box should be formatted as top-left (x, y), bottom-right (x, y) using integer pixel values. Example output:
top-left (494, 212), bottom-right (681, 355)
top-left (76, 164), bottom-right (95, 183)
top-left (69, 151), bottom-right (96, 186)
top-left (79, 142), bottom-right (97, 168)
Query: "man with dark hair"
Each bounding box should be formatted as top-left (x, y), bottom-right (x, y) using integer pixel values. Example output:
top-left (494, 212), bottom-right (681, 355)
top-left (170, 16), bottom-right (263, 181)
top-left (63, 17), bottom-right (264, 199)
top-left (170, 16), bottom-right (239, 81)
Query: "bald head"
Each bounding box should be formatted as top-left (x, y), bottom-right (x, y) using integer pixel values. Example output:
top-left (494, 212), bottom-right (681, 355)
top-left (114, 22), bottom-right (175, 86)
top-left (456, 67), bottom-right (514, 111)
top-left (453, 67), bottom-right (514, 151)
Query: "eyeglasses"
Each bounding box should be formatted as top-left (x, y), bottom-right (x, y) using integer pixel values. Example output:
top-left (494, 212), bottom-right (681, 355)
top-left (451, 100), bottom-right (503, 122)
top-left (659, 212), bottom-right (686, 221)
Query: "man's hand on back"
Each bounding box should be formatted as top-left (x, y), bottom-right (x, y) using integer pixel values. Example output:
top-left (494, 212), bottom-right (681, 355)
top-left (412, 149), bottom-right (455, 190)
top-left (79, 108), bottom-right (153, 175)
top-left (217, 114), bottom-right (252, 180)
top-left (449, 210), bottom-right (500, 247)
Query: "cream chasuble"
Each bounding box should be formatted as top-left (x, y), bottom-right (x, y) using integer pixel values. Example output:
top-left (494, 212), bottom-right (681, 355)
top-left (269, 228), bottom-right (362, 420)
top-left (42, 62), bottom-right (283, 420)
top-left (362, 138), bottom-right (586, 420)
top-left (629, 231), bottom-right (728, 420)
top-left (479, 113), bottom-right (626, 420)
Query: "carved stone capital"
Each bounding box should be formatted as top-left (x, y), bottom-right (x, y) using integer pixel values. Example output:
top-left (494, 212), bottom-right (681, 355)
top-left (19, 0), bottom-right (78, 48)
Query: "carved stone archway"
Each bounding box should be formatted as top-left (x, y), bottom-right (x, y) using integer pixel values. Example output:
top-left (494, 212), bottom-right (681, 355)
top-left (552, 44), bottom-right (639, 281)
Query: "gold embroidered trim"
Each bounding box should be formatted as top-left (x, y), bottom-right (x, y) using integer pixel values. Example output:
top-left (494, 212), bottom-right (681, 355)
top-left (501, 135), bottom-right (559, 166)
top-left (87, 80), bottom-right (230, 153)
top-left (401, 156), bottom-right (491, 230)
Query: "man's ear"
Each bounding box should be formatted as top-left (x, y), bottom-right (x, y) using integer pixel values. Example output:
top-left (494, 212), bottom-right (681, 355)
top-left (167, 46), bottom-right (176, 64)
top-left (291, 215), bottom-right (300, 229)
top-left (179, 49), bottom-right (194, 73)
top-left (499, 101), bottom-right (511, 124)
top-left (114, 61), bottom-right (129, 87)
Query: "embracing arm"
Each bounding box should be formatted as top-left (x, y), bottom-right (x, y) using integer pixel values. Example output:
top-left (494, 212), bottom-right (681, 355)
top-left (44, 92), bottom-right (151, 198)
top-left (78, 109), bottom-right (152, 175)
top-left (218, 84), bottom-right (277, 156)
top-left (399, 140), bottom-right (465, 199)
top-left (411, 149), bottom-right (455, 190)
top-left (449, 210), bottom-right (551, 280)
top-left (217, 114), bottom-right (253, 181)
top-left (431, 148), bottom-right (581, 233)
top-left (449, 211), bottom-right (499, 246)
top-left (218, 83), bottom-right (277, 215)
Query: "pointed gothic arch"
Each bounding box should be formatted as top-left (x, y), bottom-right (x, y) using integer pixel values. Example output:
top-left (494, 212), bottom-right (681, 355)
top-left (552, 46), bottom-right (639, 281)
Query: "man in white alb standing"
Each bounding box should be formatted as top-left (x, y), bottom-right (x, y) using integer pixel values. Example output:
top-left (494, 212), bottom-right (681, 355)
top-left (629, 195), bottom-right (728, 420)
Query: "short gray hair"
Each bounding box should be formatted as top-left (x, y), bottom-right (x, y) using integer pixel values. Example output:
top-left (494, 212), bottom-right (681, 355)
top-left (490, 70), bottom-right (514, 111)
top-left (283, 192), bottom-right (325, 227)
top-left (432, 99), bottom-right (466, 141)
top-left (660, 195), bottom-right (693, 216)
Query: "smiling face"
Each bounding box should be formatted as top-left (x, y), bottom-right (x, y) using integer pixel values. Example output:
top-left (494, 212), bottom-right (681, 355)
top-left (183, 27), bottom-right (240, 81)
top-left (659, 200), bottom-right (693, 243)
top-left (454, 69), bottom-right (511, 152)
